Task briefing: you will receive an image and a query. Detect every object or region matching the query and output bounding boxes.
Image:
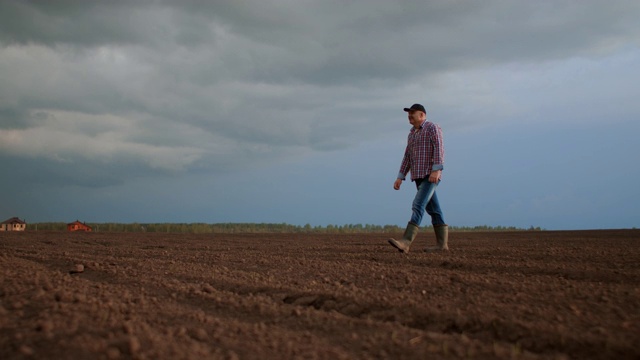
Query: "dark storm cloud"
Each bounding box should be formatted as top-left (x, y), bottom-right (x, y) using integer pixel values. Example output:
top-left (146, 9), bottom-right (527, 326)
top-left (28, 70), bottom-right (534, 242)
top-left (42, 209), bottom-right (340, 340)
top-left (171, 1), bottom-right (640, 84)
top-left (4, 1), bottom-right (638, 83)
top-left (0, 1), bottom-right (212, 48)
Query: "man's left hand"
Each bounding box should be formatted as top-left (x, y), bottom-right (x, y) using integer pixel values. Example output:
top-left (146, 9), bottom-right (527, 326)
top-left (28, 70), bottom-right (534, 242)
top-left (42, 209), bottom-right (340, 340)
top-left (428, 170), bottom-right (442, 183)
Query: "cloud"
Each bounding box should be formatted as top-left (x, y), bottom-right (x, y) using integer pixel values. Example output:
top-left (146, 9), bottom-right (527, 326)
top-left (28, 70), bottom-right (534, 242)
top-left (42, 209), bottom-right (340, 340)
top-left (1, 0), bottom-right (640, 191)
top-left (0, 109), bottom-right (206, 170)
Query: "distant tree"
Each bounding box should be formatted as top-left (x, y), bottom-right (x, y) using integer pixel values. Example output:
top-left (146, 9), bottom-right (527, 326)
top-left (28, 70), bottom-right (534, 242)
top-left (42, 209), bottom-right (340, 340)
top-left (28, 222), bottom-right (543, 233)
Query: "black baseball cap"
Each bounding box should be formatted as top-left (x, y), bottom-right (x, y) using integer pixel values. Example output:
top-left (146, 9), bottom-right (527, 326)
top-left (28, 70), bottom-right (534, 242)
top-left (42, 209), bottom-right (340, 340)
top-left (403, 103), bottom-right (426, 113)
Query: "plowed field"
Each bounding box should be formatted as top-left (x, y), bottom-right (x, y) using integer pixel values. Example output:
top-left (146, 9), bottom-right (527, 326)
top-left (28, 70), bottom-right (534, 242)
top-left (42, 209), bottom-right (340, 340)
top-left (1, 230), bottom-right (639, 359)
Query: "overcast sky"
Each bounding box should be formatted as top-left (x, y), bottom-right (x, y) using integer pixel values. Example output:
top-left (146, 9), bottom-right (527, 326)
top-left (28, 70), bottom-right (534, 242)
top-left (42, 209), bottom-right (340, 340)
top-left (1, 1), bottom-right (639, 230)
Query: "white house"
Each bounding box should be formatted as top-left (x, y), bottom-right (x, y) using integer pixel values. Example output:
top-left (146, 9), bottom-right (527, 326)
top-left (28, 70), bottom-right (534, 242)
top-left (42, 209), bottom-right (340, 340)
top-left (1, 217), bottom-right (27, 231)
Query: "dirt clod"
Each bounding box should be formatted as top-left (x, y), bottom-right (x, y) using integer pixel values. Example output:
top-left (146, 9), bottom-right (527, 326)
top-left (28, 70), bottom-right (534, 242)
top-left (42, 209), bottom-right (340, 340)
top-left (70, 263), bottom-right (84, 274)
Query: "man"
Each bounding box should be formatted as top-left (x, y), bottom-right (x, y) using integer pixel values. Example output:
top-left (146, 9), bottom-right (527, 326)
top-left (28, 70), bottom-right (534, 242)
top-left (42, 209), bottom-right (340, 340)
top-left (388, 103), bottom-right (448, 253)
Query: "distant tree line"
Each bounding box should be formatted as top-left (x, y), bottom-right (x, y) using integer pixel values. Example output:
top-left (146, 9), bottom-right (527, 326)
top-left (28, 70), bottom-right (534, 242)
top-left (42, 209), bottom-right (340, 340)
top-left (29, 222), bottom-right (543, 233)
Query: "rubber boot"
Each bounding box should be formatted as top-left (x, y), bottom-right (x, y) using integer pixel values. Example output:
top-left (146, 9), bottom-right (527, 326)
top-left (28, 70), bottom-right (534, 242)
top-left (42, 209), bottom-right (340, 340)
top-left (425, 224), bottom-right (449, 252)
top-left (388, 222), bottom-right (419, 253)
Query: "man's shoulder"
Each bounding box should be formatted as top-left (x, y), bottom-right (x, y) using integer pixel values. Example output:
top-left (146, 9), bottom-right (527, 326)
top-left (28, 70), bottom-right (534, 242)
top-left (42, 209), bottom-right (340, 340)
top-left (423, 121), bottom-right (441, 130)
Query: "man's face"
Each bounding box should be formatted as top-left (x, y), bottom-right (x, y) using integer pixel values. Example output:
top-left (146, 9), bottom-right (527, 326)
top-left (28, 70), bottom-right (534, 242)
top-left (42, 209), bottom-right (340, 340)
top-left (407, 110), bottom-right (425, 128)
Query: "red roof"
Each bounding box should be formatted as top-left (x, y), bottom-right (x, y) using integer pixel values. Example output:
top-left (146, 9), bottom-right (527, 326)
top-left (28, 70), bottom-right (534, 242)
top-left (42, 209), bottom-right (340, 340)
top-left (2, 217), bottom-right (26, 224)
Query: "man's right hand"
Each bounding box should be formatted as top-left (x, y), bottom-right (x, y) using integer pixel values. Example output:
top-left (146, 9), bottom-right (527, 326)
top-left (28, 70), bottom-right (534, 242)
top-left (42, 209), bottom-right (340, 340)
top-left (393, 178), bottom-right (402, 190)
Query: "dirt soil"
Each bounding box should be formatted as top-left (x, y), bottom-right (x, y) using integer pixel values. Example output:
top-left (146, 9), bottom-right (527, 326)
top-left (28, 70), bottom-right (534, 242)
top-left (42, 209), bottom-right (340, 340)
top-left (1, 230), bottom-right (639, 359)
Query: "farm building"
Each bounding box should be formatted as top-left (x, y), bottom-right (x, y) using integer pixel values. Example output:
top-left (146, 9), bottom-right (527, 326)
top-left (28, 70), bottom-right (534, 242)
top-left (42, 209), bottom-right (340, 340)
top-left (67, 220), bottom-right (92, 232)
top-left (1, 217), bottom-right (27, 231)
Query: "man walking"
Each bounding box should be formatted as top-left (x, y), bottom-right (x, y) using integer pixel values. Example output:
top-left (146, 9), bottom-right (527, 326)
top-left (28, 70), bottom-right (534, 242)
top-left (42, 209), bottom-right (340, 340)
top-left (388, 103), bottom-right (448, 253)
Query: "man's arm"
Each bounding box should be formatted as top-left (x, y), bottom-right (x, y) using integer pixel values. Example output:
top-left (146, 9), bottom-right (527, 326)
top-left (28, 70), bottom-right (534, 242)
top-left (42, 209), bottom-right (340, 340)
top-left (395, 144), bottom-right (411, 190)
top-left (428, 124), bottom-right (444, 183)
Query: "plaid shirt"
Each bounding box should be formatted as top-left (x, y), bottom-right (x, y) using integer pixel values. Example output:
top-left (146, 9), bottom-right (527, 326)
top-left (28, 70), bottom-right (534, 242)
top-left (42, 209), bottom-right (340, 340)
top-left (398, 121), bottom-right (444, 181)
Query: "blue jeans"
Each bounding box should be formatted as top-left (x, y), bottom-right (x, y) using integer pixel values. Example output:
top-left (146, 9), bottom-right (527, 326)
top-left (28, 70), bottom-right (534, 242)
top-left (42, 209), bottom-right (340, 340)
top-left (410, 178), bottom-right (445, 226)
